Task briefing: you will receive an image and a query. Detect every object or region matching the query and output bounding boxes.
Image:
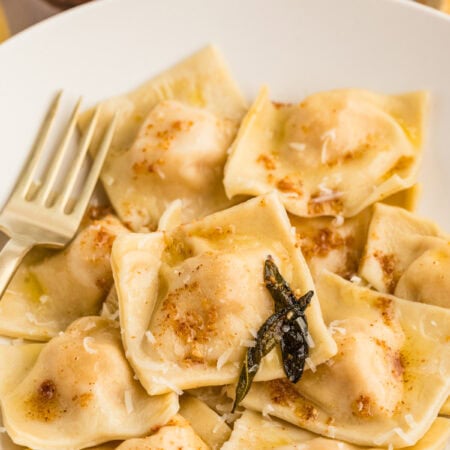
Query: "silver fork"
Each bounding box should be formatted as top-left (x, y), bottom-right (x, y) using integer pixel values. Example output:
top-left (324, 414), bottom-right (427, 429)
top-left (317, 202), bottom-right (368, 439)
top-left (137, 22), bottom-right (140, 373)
top-left (0, 92), bottom-right (117, 298)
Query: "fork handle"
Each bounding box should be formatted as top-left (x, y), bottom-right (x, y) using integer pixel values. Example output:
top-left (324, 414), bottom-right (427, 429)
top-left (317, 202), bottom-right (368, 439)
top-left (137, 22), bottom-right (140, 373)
top-left (0, 237), bottom-right (34, 299)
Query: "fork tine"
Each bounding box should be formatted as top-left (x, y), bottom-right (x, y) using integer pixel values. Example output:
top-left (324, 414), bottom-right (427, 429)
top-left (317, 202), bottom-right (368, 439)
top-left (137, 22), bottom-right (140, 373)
top-left (17, 91), bottom-right (63, 198)
top-left (72, 113), bottom-right (118, 222)
top-left (55, 104), bottom-right (102, 211)
top-left (36, 97), bottom-right (83, 205)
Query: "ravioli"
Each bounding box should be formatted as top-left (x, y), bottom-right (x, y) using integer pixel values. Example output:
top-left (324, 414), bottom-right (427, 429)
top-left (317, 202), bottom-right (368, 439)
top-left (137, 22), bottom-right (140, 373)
top-left (179, 395), bottom-right (231, 450)
top-left (290, 207), bottom-right (372, 280)
top-left (0, 317), bottom-right (178, 450)
top-left (111, 193), bottom-right (336, 395)
top-left (290, 185), bottom-right (420, 281)
top-left (224, 87), bottom-right (427, 217)
top-left (222, 410), bottom-right (450, 450)
top-left (79, 46), bottom-right (247, 231)
top-left (0, 215), bottom-right (127, 341)
top-left (114, 415), bottom-right (208, 450)
top-left (359, 203), bottom-right (450, 308)
top-left (236, 272), bottom-right (450, 448)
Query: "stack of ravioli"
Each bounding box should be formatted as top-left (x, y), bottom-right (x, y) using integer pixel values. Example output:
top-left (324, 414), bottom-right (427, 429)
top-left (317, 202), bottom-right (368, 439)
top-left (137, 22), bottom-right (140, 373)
top-left (0, 46), bottom-right (448, 450)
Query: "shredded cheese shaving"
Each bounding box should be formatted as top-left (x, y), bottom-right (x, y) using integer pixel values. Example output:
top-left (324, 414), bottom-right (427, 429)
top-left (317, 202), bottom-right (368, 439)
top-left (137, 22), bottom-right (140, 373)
top-left (350, 275), bottom-right (362, 284)
top-left (320, 128), bottom-right (337, 164)
top-left (145, 330), bottom-right (156, 344)
top-left (25, 312), bottom-right (54, 327)
top-left (332, 215), bottom-right (345, 227)
top-left (217, 348), bottom-right (233, 370)
top-left (311, 191), bottom-right (343, 204)
top-left (124, 390), bottom-right (134, 414)
top-left (305, 333), bottom-right (315, 348)
top-left (329, 320), bottom-right (347, 335)
top-left (289, 142), bottom-right (306, 151)
top-left (83, 337), bottom-right (98, 355)
top-left (240, 338), bottom-right (256, 348)
top-left (305, 357), bottom-right (316, 372)
top-left (39, 295), bottom-right (51, 304)
top-left (404, 414), bottom-right (417, 429)
top-left (151, 376), bottom-right (183, 395)
top-left (262, 403), bottom-right (275, 418)
top-left (101, 303), bottom-right (120, 321)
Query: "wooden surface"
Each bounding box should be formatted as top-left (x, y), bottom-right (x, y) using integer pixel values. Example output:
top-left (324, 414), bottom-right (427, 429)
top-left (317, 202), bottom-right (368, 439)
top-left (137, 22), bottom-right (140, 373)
top-left (0, 0), bottom-right (58, 36)
top-left (0, 1), bottom-right (10, 42)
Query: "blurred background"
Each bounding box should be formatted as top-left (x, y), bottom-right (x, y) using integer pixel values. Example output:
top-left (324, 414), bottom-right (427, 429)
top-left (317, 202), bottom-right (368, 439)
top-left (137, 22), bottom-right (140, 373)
top-left (0, 0), bottom-right (91, 35)
top-left (0, 0), bottom-right (449, 40)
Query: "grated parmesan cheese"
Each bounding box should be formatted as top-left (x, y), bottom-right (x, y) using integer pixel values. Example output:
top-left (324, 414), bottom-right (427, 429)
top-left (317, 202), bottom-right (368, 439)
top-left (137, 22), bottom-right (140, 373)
top-left (249, 328), bottom-right (258, 338)
top-left (101, 303), bottom-right (120, 321)
top-left (317, 183), bottom-right (334, 195)
top-left (145, 330), bottom-right (156, 344)
top-left (39, 295), bottom-right (51, 304)
top-left (25, 313), bottom-right (54, 327)
top-left (151, 376), bottom-right (183, 395)
top-left (320, 128), bottom-right (337, 164)
top-left (217, 348), bottom-right (233, 370)
top-left (305, 357), bottom-right (316, 372)
top-left (83, 321), bottom-right (96, 332)
top-left (212, 414), bottom-right (227, 434)
top-left (305, 333), bottom-right (315, 348)
top-left (262, 403), bottom-right (275, 418)
top-left (329, 320), bottom-right (347, 336)
top-left (83, 337), bottom-right (98, 354)
top-left (404, 413), bottom-right (417, 428)
top-left (124, 390), bottom-right (134, 414)
top-left (332, 215), bottom-right (345, 227)
top-left (289, 142), bottom-right (306, 151)
top-left (374, 427), bottom-right (413, 446)
top-left (311, 191), bottom-right (343, 204)
top-left (393, 427), bottom-right (414, 445)
top-left (240, 338), bottom-right (256, 348)
top-left (350, 275), bottom-right (362, 284)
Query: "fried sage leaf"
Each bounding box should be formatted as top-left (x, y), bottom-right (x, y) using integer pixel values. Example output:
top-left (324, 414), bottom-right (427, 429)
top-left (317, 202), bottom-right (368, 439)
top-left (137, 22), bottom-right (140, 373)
top-left (232, 307), bottom-right (286, 411)
top-left (264, 256), bottom-right (313, 311)
top-left (265, 255), bottom-right (313, 381)
top-left (232, 257), bottom-right (313, 411)
top-left (280, 314), bottom-right (310, 382)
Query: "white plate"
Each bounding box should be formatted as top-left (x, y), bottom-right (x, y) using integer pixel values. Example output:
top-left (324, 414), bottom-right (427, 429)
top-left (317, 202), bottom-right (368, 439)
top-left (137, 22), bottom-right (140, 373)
top-left (0, 1), bottom-right (449, 446)
top-left (1, 0), bottom-right (450, 228)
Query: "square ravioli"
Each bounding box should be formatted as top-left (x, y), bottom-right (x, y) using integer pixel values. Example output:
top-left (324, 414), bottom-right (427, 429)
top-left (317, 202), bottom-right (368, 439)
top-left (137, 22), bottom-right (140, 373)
top-left (111, 193), bottom-right (336, 395)
top-left (290, 185), bottom-right (419, 281)
top-left (79, 46), bottom-right (247, 231)
top-left (358, 203), bottom-right (450, 308)
top-left (222, 409), bottom-right (450, 450)
top-left (0, 317), bottom-right (178, 450)
top-left (224, 87), bottom-right (427, 218)
top-left (0, 214), bottom-right (128, 341)
top-left (235, 272), bottom-right (450, 448)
